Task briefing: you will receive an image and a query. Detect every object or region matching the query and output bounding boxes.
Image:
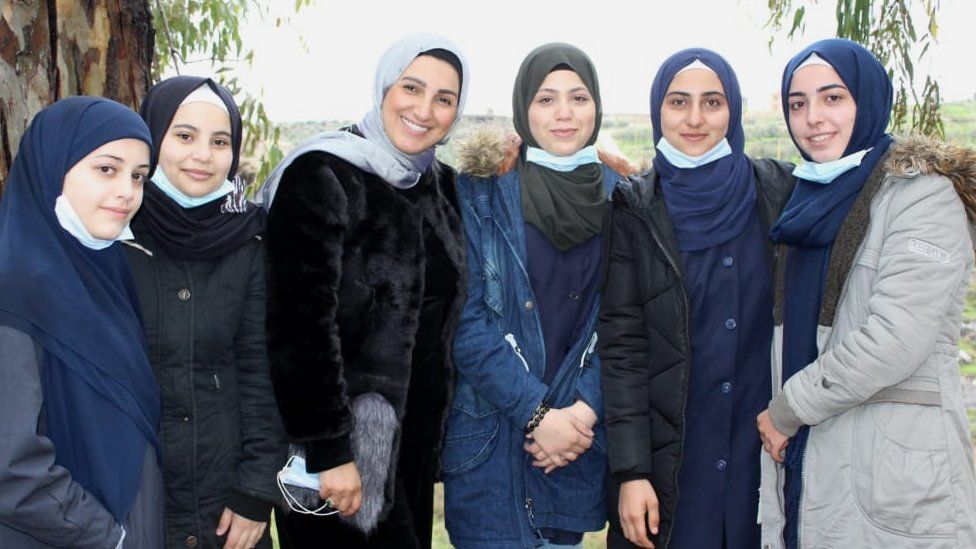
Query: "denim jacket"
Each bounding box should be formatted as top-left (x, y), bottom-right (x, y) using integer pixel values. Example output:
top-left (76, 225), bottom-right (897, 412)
top-left (443, 164), bottom-right (619, 548)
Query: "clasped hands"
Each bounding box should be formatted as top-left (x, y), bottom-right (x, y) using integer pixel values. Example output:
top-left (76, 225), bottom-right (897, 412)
top-left (523, 400), bottom-right (597, 474)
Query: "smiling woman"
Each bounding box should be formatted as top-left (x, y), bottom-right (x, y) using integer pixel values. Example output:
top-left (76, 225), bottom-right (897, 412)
top-left (258, 34), bottom-right (469, 549)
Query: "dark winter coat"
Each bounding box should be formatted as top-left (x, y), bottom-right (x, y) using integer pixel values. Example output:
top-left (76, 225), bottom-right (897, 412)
top-left (264, 151), bottom-right (465, 518)
top-left (125, 228), bottom-right (286, 549)
top-left (598, 159), bottom-right (794, 548)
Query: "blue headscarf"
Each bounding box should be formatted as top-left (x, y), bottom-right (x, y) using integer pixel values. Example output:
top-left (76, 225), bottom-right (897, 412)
top-left (0, 96), bottom-right (160, 523)
top-left (768, 39), bottom-right (893, 549)
top-left (650, 48), bottom-right (757, 252)
top-left (769, 38), bottom-right (893, 248)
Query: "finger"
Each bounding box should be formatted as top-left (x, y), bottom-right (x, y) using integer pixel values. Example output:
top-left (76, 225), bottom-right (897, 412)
top-left (646, 497), bottom-right (660, 537)
top-left (562, 451), bottom-right (579, 462)
top-left (629, 510), bottom-right (652, 548)
top-left (544, 464), bottom-right (557, 474)
top-left (216, 508), bottom-right (233, 536)
top-left (568, 414), bottom-right (594, 437)
top-left (350, 492), bottom-right (363, 515)
top-left (223, 522), bottom-right (242, 549)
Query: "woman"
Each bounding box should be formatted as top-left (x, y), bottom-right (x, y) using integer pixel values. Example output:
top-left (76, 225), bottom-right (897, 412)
top-left (259, 34), bottom-right (468, 548)
top-left (125, 76), bottom-right (285, 548)
top-left (0, 97), bottom-right (161, 547)
top-left (446, 43), bottom-right (631, 549)
top-left (756, 38), bottom-right (976, 549)
top-left (598, 49), bottom-right (794, 549)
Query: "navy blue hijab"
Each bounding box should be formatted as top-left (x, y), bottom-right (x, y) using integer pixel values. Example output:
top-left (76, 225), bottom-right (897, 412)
top-left (651, 48), bottom-right (757, 251)
top-left (0, 97), bottom-right (160, 522)
top-left (768, 39), bottom-right (893, 549)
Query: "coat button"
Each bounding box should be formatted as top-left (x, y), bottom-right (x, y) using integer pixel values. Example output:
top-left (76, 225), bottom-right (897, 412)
top-left (722, 256), bottom-right (734, 268)
top-left (725, 318), bottom-right (737, 330)
top-left (177, 288), bottom-right (191, 301)
top-left (568, 291), bottom-right (581, 301)
top-left (524, 300), bottom-right (535, 311)
top-left (182, 415), bottom-right (190, 422)
top-left (186, 535), bottom-right (198, 547)
top-left (716, 459), bottom-right (728, 472)
top-left (721, 382), bottom-right (733, 394)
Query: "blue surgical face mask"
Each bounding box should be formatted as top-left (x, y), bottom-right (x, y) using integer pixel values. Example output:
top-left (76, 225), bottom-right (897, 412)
top-left (152, 167), bottom-right (234, 208)
top-left (54, 195), bottom-right (132, 250)
top-left (792, 148), bottom-right (871, 184)
top-left (655, 137), bottom-right (732, 169)
top-left (525, 145), bottom-right (601, 172)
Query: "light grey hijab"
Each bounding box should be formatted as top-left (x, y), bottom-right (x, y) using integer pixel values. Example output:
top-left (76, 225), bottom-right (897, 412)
top-left (258, 33), bottom-right (469, 207)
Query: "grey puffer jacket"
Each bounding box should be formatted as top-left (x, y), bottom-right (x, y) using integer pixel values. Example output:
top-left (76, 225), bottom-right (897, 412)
top-left (760, 136), bottom-right (976, 548)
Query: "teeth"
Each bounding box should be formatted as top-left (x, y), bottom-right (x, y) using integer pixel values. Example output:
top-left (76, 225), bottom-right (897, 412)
top-left (402, 117), bottom-right (428, 133)
top-left (809, 134), bottom-right (830, 143)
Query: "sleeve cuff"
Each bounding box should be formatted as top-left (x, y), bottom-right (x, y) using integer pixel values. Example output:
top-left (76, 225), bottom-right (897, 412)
top-left (226, 491), bottom-right (273, 523)
top-left (769, 391), bottom-right (804, 437)
top-left (613, 472), bottom-right (652, 483)
top-left (304, 435), bottom-right (354, 473)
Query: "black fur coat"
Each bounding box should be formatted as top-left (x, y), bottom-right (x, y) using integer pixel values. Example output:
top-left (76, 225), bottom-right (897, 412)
top-left (265, 150), bottom-right (465, 502)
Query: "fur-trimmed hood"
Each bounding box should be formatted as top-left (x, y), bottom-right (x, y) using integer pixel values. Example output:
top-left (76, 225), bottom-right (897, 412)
top-left (457, 125), bottom-right (639, 178)
top-left (885, 134), bottom-right (976, 222)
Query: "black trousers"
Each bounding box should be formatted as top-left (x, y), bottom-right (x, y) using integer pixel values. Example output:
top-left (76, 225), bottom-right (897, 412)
top-left (275, 450), bottom-right (436, 549)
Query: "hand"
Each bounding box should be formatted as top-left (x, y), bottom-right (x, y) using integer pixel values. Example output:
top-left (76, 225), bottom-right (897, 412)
top-left (523, 440), bottom-right (558, 474)
top-left (756, 409), bottom-right (789, 464)
top-left (565, 400), bottom-right (598, 430)
top-left (318, 461), bottom-right (362, 517)
top-left (216, 508), bottom-right (266, 549)
top-left (618, 479), bottom-right (660, 549)
top-left (528, 407), bottom-right (593, 468)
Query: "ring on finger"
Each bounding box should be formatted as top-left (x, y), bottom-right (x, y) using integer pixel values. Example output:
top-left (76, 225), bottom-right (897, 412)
top-left (324, 497), bottom-right (336, 508)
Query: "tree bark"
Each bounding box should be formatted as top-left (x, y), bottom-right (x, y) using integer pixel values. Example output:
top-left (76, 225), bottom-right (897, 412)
top-left (0, 0), bottom-right (153, 191)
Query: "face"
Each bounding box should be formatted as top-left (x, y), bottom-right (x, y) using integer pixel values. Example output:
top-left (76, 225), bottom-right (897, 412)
top-left (787, 64), bottom-right (857, 162)
top-left (526, 70), bottom-right (597, 157)
top-left (381, 55), bottom-right (460, 154)
top-left (157, 102), bottom-right (234, 197)
top-left (660, 68), bottom-right (730, 156)
top-left (61, 138), bottom-right (150, 239)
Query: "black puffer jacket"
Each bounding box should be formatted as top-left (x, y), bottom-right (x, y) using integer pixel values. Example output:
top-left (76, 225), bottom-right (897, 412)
top-left (265, 151), bottom-right (466, 515)
top-left (125, 228), bottom-right (286, 549)
top-left (598, 159), bottom-right (794, 548)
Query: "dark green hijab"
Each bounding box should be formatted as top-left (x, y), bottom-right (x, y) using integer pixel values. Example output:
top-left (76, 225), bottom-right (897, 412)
top-left (513, 43), bottom-right (606, 251)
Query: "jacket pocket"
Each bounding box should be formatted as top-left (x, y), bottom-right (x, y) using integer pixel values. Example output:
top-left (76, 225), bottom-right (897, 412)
top-left (852, 401), bottom-right (955, 538)
top-left (442, 381), bottom-right (500, 477)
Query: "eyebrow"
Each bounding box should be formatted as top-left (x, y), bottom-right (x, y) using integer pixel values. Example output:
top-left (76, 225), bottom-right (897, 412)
top-left (95, 154), bottom-right (124, 162)
top-left (402, 75), bottom-right (458, 97)
top-left (665, 90), bottom-right (726, 98)
top-left (788, 83), bottom-right (848, 97)
top-left (171, 123), bottom-right (198, 132)
top-left (537, 86), bottom-right (590, 95)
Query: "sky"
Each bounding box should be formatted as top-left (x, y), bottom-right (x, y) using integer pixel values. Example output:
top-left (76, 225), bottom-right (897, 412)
top-left (174, 0), bottom-right (976, 122)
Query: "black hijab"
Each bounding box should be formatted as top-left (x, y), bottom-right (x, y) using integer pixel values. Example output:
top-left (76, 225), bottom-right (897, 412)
top-left (513, 43), bottom-right (606, 251)
top-left (135, 76), bottom-right (264, 260)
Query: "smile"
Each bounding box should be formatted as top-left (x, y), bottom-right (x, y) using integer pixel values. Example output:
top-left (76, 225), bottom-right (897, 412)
top-left (102, 207), bottom-right (131, 218)
top-left (182, 169), bottom-right (214, 181)
top-left (807, 132), bottom-right (836, 143)
top-left (401, 116), bottom-right (430, 135)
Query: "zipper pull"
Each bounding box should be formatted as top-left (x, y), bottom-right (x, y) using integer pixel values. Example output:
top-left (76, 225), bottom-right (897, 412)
top-left (579, 332), bottom-right (599, 369)
top-left (504, 333), bottom-right (531, 372)
top-left (213, 373), bottom-right (220, 390)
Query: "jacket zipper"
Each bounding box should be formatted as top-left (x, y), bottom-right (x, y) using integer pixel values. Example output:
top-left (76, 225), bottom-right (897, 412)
top-left (624, 205), bottom-right (691, 548)
top-left (504, 333), bottom-right (531, 372)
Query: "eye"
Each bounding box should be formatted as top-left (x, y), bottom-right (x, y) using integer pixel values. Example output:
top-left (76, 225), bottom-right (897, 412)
top-left (176, 132), bottom-right (193, 142)
top-left (436, 96), bottom-right (455, 107)
top-left (132, 172), bottom-right (147, 183)
top-left (573, 94), bottom-right (590, 104)
top-left (402, 83), bottom-right (419, 94)
top-left (825, 93), bottom-right (846, 103)
top-left (535, 96), bottom-right (554, 106)
top-left (789, 100), bottom-right (805, 111)
top-left (97, 165), bottom-right (117, 175)
top-left (213, 138), bottom-right (230, 148)
top-left (706, 98), bottom-right (723, 108)
top-left (669, 98), bottom-right (686, 108)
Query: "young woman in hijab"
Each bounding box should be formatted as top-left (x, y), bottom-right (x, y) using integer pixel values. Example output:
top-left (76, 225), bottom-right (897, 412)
top-left (259, 34), bottom-right (467, 548)
top-left (445, 42), bottom-right (633, 549)
top-left (125, 76), bottom-right (285, 549)
top-left (598, 49), bottom-right (794, 549)
top-left (0, 96), bottom-right (161, 548)
top-left (756, 38), bottom-right (976, 549)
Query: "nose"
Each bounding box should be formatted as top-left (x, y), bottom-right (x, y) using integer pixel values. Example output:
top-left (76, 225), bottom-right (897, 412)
top-left (190, 140), bottom-right (214, 162)
top-left (805, 100), bottom-right (824, 126)
top-left (414, 99), bottom-right (433, 121)
top-left (687, 102), bottom-right (704, 128)
top-left (115, 175), bottom-right (137, 202)
top-left (555, 98), bottom-right (572, 121)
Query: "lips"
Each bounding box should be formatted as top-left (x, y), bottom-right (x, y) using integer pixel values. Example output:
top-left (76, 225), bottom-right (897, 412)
top-left (806, 132), bottom-right (836, 144)
top-left (102, 207), bottom-right (131, 218)
top-left (400, 116), bottom-right (430, 136)
top-left (182, 169), bottom-right (214, 181)
top-left (680, 133), bottom-right (709, 142)
top-left (550, 128), bottom-right (578, 139)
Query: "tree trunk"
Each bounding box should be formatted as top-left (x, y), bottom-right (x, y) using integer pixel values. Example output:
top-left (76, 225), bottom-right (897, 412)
top-left (0, 0), bottom-right (154, 192)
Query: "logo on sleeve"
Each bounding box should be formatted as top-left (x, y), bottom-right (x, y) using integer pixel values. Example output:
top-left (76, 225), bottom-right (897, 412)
top-left (908, 238), bottom-right (950, 264)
